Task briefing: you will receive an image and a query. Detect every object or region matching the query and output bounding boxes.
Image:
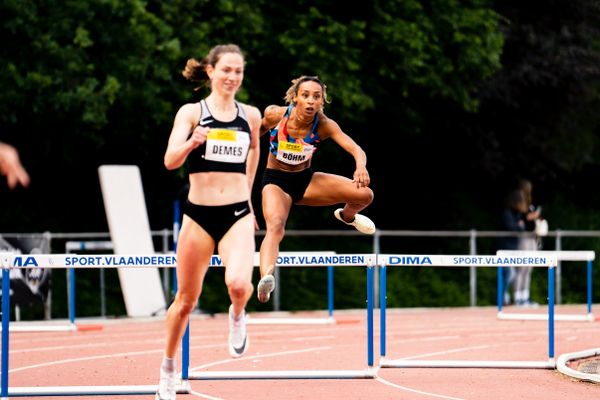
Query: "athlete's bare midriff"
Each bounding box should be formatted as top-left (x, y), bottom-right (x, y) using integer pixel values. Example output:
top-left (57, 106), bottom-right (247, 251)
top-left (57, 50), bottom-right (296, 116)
top-left (187, 171), bottom-right (250, 205)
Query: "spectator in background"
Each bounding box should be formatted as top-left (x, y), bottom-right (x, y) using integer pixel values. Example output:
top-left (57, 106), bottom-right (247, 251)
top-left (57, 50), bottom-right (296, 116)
top-left (0, 142), bottom-right (30, 189)
top-left (497, 188), bottom-right (527, 305)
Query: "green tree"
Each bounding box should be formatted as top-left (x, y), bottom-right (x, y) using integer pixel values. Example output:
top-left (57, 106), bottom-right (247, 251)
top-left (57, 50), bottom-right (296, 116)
top-left (0, 0), bottom-right (522, 314)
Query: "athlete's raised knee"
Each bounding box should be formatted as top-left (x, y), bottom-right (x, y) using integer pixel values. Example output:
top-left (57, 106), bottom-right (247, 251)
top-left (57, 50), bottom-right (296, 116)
top-left (363, 187), bottom-right (374, 204)
top-left (352, 187), bottom-right (374, 206)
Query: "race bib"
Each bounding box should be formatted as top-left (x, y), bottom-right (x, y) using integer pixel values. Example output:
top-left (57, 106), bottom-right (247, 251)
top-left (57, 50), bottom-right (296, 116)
top-left (204, 129), bottom-right (250, 163)
top-left (276, 140), bottom-right (315, 165)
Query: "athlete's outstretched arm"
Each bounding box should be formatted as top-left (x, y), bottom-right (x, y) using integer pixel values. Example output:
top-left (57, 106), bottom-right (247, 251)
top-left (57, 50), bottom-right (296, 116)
top-left (322, 118), bottom-right (370, 188)
top-left (0, 142), bottom-right (30, 189)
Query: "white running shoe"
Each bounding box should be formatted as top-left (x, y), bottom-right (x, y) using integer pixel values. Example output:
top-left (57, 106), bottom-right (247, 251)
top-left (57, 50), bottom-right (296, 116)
top-left (228, 304), bottom-right (249, 358)
top-left (334, 209), bottom-right (376, 234)
top-left (155, 368), bottom-right (176, 400)
top-left (257, 274), bottom-right (275, 303)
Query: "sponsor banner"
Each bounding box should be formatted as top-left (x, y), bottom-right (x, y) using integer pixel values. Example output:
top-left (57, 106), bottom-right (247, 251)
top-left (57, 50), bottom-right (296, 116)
top-left (1, 253), bottom-right (376, 268)
top-left (379, 254), bottom-right (557, 267)
top-left (268, 253), bottom-right (374, 267)
top-left (497, 250), bottom-right (595, 262)
top-left (4, 252), bottom-right (560, 269)
top-left (1, 254), bottom-right (179, 269)
top-left (0, 252), bottom-right (564, 269)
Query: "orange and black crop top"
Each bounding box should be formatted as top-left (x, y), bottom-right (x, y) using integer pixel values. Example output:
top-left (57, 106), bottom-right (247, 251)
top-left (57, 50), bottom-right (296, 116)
top-left (268, 104), bottom-right (320, 165)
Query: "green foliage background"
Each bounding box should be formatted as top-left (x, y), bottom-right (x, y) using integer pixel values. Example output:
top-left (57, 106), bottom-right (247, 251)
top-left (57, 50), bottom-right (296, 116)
top-left (1, 0), bottom-right (599, 317)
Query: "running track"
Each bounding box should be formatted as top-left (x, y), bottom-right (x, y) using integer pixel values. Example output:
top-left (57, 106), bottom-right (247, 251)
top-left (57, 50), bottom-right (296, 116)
top-left (6, 305), bottom-right (600, 399)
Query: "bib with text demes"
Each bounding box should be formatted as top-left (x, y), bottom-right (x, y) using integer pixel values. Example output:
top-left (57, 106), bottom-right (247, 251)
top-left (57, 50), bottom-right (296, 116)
top-left (204, 129), bottom-right (250, 163)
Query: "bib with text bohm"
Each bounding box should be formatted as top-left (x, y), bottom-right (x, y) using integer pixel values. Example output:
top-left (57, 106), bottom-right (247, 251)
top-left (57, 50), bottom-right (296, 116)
top-left (276, 140), bottom-right (315, 165)
top-left (204, 129), bottom-right (250, 163)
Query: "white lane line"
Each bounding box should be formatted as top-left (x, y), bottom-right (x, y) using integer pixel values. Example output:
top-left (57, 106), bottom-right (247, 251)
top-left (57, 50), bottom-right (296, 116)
top-left (387, 336), bottom-right (460, 345)
top-left (9, 338), bottom-right (165, 354)
top-left (191, 346), bottom-right (331, 371)
top-left (292, 335), bottom-right (335, 341)
top-left (375, 377), bottom-right (466, 400)
top-left (9, 343), bottom-right (222, 373)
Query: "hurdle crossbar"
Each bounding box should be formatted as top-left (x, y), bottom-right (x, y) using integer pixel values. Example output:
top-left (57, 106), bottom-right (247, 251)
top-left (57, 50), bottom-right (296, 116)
top-left (380, 360), bottom-right (555, 369)
top-left (496, 250), bottom-right (595, 322)
top-left (189, 369), bottom-right (378, 380)
top-left (7, 382), bottom-right (190, 397)
top-left (0, 323), bottom-right (76, 333)
top-left (377, 253), bottom-right (558, 369)
top-left (246, 316), bottom-right (336, 325)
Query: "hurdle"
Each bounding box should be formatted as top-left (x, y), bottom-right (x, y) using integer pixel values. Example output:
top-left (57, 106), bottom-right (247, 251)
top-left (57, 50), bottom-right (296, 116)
top-left (186, 253), bottom-right (378, 380)
top-left (0, 242), bottom-right (116, 333)
top-left (0, 253), bottom-right (190, 398)
top-left (246, 251), bottom-right (337, 325)
top-left (378, 253), bottom-right (558, 369)
top-left (497, 250), bottom-right (595, 322)
top-left (1, 252), bottom-right (377, 398)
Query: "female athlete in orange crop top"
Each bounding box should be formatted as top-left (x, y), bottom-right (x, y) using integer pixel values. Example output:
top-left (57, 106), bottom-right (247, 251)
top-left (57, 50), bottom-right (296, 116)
top-left (256, 75), bottom-right (375, 303)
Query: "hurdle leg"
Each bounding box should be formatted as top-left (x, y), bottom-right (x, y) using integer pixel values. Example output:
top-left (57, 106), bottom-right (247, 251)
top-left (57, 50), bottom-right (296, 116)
top-left (327, 265), bottom-right (334, 318)
top-left (367, 265), bottom-right (374, 367)
top-left (182, 321), bottom-right (190, 380)
top-left (274, 266), bottom-right (280, 311)
top-left (380, 264), bottom-right (386, 360)
top-left (587, 259), bottom-right (592, 315)
top-left (497, 266), bottom-right (503, 313)
top-left (2, 268), bottom-right (10, 400)
top-left (68, 268), bottom-right (76, 327)
top-left (549, 266), bottom-right (555, 361)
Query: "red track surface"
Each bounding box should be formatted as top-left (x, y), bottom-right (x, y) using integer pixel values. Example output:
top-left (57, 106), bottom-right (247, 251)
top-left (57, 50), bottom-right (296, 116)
top-left (6, 305), bottom-right (600, 399)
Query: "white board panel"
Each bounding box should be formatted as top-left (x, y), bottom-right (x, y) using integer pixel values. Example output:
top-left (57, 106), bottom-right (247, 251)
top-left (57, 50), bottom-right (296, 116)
top-left (98, 165), bottom-right (167, 317)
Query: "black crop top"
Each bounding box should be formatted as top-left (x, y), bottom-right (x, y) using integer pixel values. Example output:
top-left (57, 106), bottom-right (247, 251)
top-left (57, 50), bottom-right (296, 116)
top-left (186, 99), bottom-right (251, 174)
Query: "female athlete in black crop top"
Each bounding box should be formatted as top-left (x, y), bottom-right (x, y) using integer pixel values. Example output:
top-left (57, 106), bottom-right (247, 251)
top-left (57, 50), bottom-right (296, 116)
top-left (255, 75), bottom-right (376, 304)
top-left (157, 44), bottom-right (261, 400)
top-left (186, 98), bottom-right (252, 174)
